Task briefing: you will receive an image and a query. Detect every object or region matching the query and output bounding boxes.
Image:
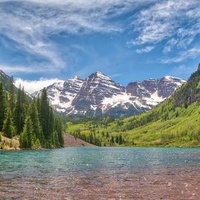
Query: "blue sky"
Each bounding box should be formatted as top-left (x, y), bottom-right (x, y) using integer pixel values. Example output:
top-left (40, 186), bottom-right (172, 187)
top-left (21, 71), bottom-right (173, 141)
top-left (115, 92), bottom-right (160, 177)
top-left (0, 0), bottom-right (200, 93)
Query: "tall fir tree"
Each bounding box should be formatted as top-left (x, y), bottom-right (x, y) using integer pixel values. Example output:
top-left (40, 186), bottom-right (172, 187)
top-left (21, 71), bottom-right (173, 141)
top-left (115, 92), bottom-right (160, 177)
top-left (29, 99), bottom-right (44, 145)
top-left (3, 107), bottom-right (16, 138)
top-left (20, 115), bottom-right (33, 148)
top-left (39, 88), bottom-right (50, 140)
top-left (14, 85), bottom-right (25, 135)
top-left (54, 117), bottom-right (64, 146)
top-left (8, 76), bottom-right (15, 115)
top-left (38, 88), bottom-right (64, 148)
top-left (0, 82), bottom-right (6, 131)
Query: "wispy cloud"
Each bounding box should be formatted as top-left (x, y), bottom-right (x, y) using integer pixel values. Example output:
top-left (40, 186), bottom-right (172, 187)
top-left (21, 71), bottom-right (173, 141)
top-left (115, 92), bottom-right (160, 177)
top-left (135, 46), bottom-right (154, 54)
top-left (130, 0), bottom-right (200, 61)
top-left (163, 39), bottom-right (178, 54)
top-left (132, 1), bottom-right (200, 45)
top-left (161, 47), bottom-right (200, 64)
top-left (1, 0), bottom-right (199, 79)
top-left (0, 0), bottom-right (148, 74)
top-left (0, 65), bottom-right (59, 75)
top-left (14, 77), bottom-right (64, 94)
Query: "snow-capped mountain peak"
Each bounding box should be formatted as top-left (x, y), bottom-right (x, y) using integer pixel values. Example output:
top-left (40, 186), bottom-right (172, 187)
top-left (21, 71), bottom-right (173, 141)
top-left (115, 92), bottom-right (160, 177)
top-left (32, 72), bottom-right (185, 117)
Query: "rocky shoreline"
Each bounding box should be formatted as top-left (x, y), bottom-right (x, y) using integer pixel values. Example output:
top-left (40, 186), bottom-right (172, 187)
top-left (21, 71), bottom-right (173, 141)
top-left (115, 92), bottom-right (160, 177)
top-left (0, 133), bottom-right (95, 150)
top-left (63, 133), bottom-right (96, 147)
top-left (0, 135), bottom-right (20, 150)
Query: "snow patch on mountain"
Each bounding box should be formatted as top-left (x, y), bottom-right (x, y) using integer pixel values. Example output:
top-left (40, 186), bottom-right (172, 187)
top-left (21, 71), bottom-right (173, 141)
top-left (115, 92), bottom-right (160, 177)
top-left (32, 71), bottom-right (186, 117)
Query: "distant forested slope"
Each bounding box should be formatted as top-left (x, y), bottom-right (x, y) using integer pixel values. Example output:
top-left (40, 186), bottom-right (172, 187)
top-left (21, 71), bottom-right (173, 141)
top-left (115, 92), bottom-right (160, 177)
top-left (66, 66), bottom-right (200, 147)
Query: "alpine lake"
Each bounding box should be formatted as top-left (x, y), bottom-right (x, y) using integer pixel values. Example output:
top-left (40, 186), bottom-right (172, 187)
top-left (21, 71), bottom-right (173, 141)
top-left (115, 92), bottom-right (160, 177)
top-left (1, 147), bottom-right (200, 199)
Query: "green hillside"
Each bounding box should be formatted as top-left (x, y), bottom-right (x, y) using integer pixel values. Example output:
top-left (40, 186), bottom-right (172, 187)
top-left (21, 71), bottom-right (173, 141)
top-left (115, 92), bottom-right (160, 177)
top-left (66, 66), bottom-right (200, 147)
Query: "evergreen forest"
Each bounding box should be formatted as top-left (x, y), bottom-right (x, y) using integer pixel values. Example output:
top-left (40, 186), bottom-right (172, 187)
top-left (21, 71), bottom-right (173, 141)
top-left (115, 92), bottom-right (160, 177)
top-left (0, 79), bottom-right (64, 149)
top-left (1, 67), bottom-right (200, 149)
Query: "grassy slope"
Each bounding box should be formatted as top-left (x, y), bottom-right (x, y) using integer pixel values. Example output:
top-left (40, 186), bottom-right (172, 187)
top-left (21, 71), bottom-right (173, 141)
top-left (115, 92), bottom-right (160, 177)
top-left (67, 100), bottom-right (200, 147)
top-left (122, 102), bottom-right (200, 147)
top-left (67, 70), bottom-right (200, 147)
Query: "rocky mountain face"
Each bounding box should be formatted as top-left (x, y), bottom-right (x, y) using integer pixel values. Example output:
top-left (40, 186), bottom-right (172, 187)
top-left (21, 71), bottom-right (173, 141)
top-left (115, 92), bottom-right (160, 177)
top-left (0, 69), bottom-right (13, 91)
top-left (0, 69), bottom-right (11, 80)
top-left (33, 71), bottom-right (185, 117)
top-left (0, 69), bottom-right (32, 101)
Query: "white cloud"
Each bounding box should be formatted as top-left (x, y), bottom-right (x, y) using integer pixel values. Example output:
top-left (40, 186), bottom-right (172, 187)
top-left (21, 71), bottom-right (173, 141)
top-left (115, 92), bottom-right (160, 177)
top-left (14, 78), bottom-right (64, 94)
top-left (1, 0), bottom-right (200, 72)
top-left (131, 0), bottom-right (200, 57)
top-left (0, 0), bottom-right (147, 73)
top-left (163, 39), bottom-right (178, 54)
top-left (135, 46), bottom-right (154, 54)
top-left (0, 65), bottom-right (59, 75)
top-left (161, 47), bottom-right (200, 64)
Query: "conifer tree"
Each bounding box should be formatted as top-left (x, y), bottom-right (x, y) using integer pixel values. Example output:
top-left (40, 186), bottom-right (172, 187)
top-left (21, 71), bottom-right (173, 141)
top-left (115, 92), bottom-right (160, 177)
top-left (0, 77), bottom-right (64, 148)
top-left (48, 107), bottom-right (54, 138)
top-left (3, 107), bottom-right (16, 138)
top-left (0, 82), bottom-right (6, 131)
top-left (21, 87), bottom-right (29, 115)
top-left (8, 76), bottom-right (15, 115)
top-left (40, 88), bottom-right (50, 140)
top-left (54, 117), bottom-right (64, 146)
top-left (20, 115), bottom-right (34, 148)
top-left (29, 99), bottom-right (44, 145)
top-left (51, 131), bottom-right (60, 147)
top-left (14, 86), bottom-right (25, 135)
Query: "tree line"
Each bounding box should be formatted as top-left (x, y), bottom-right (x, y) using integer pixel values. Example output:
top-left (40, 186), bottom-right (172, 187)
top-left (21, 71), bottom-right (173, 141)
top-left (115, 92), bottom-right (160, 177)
top-left (0, 79), bottom-right (64, 149)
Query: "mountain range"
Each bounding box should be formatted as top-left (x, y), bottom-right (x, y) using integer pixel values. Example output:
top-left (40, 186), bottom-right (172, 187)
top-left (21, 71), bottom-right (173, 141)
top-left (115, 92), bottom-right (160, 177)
top-left (0, 69), bottom-right (186, 117)
top-left (66, 64), bottom-right (200, 147)
top-left (33, 71), bottom-right (185, 117)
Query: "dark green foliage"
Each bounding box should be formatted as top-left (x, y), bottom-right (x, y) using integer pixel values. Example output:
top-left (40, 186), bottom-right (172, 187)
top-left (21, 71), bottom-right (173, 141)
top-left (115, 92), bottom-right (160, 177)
top-left (0, 82), bottom-right (6, 131)
top-left (14, 86), bottom-right (26, 135)
top-left (20, 115), bottom-right (33, 148)
top-left (20, 88), bottom-right (64, 149)
top-left (8, 76), bottom-right (15, 115)
top-left (0, 80), bottom-right (64, 149)
top-left (3, 107), bottom-right (16, 138)
top-left (174, 70), bottom-right (200, 107)
top-left (51, 131), bottom-right (60, 148)
top-left (39, 88), bottom-right (51, 140)
top-left (29, 99), bottom-right (44, 145)
top-left (54, 117), bottom-right (64, 146)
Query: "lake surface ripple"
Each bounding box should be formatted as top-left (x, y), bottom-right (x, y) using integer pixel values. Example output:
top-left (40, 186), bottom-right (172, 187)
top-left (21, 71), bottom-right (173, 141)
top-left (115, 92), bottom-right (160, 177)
top-left (1, 147), bottom-right (200, 200)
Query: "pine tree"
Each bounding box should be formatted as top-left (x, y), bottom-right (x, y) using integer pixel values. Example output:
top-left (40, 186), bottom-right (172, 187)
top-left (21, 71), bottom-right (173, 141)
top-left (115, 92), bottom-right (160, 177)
top-left (51, 131), bottom-right (60, 148)
top-left (14, 86), bottom-right (25, 135)
top-left (3, 107), bottom-right (16, 138)
top-left (48, 107), bottom-right (54, 138)
top-left (20, 115), bottom-right (34, 148)
top-left (0, 82), bottom-right (6, 131)
top-left (29, 99), bottom-right (44, 145)
top-left (20, 131), bottom-right (28, 148)
top-left (8, 76), bottom-right (15, 115)
top-left (54, 117), bottom-right (64, 146)
top-left (39, 88), bottom-right (50, 140)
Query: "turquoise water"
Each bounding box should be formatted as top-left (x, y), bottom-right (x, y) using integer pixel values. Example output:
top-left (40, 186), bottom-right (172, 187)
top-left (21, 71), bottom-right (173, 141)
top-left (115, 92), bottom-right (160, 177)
top-left (1, 147), bottom-right (200, 199)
